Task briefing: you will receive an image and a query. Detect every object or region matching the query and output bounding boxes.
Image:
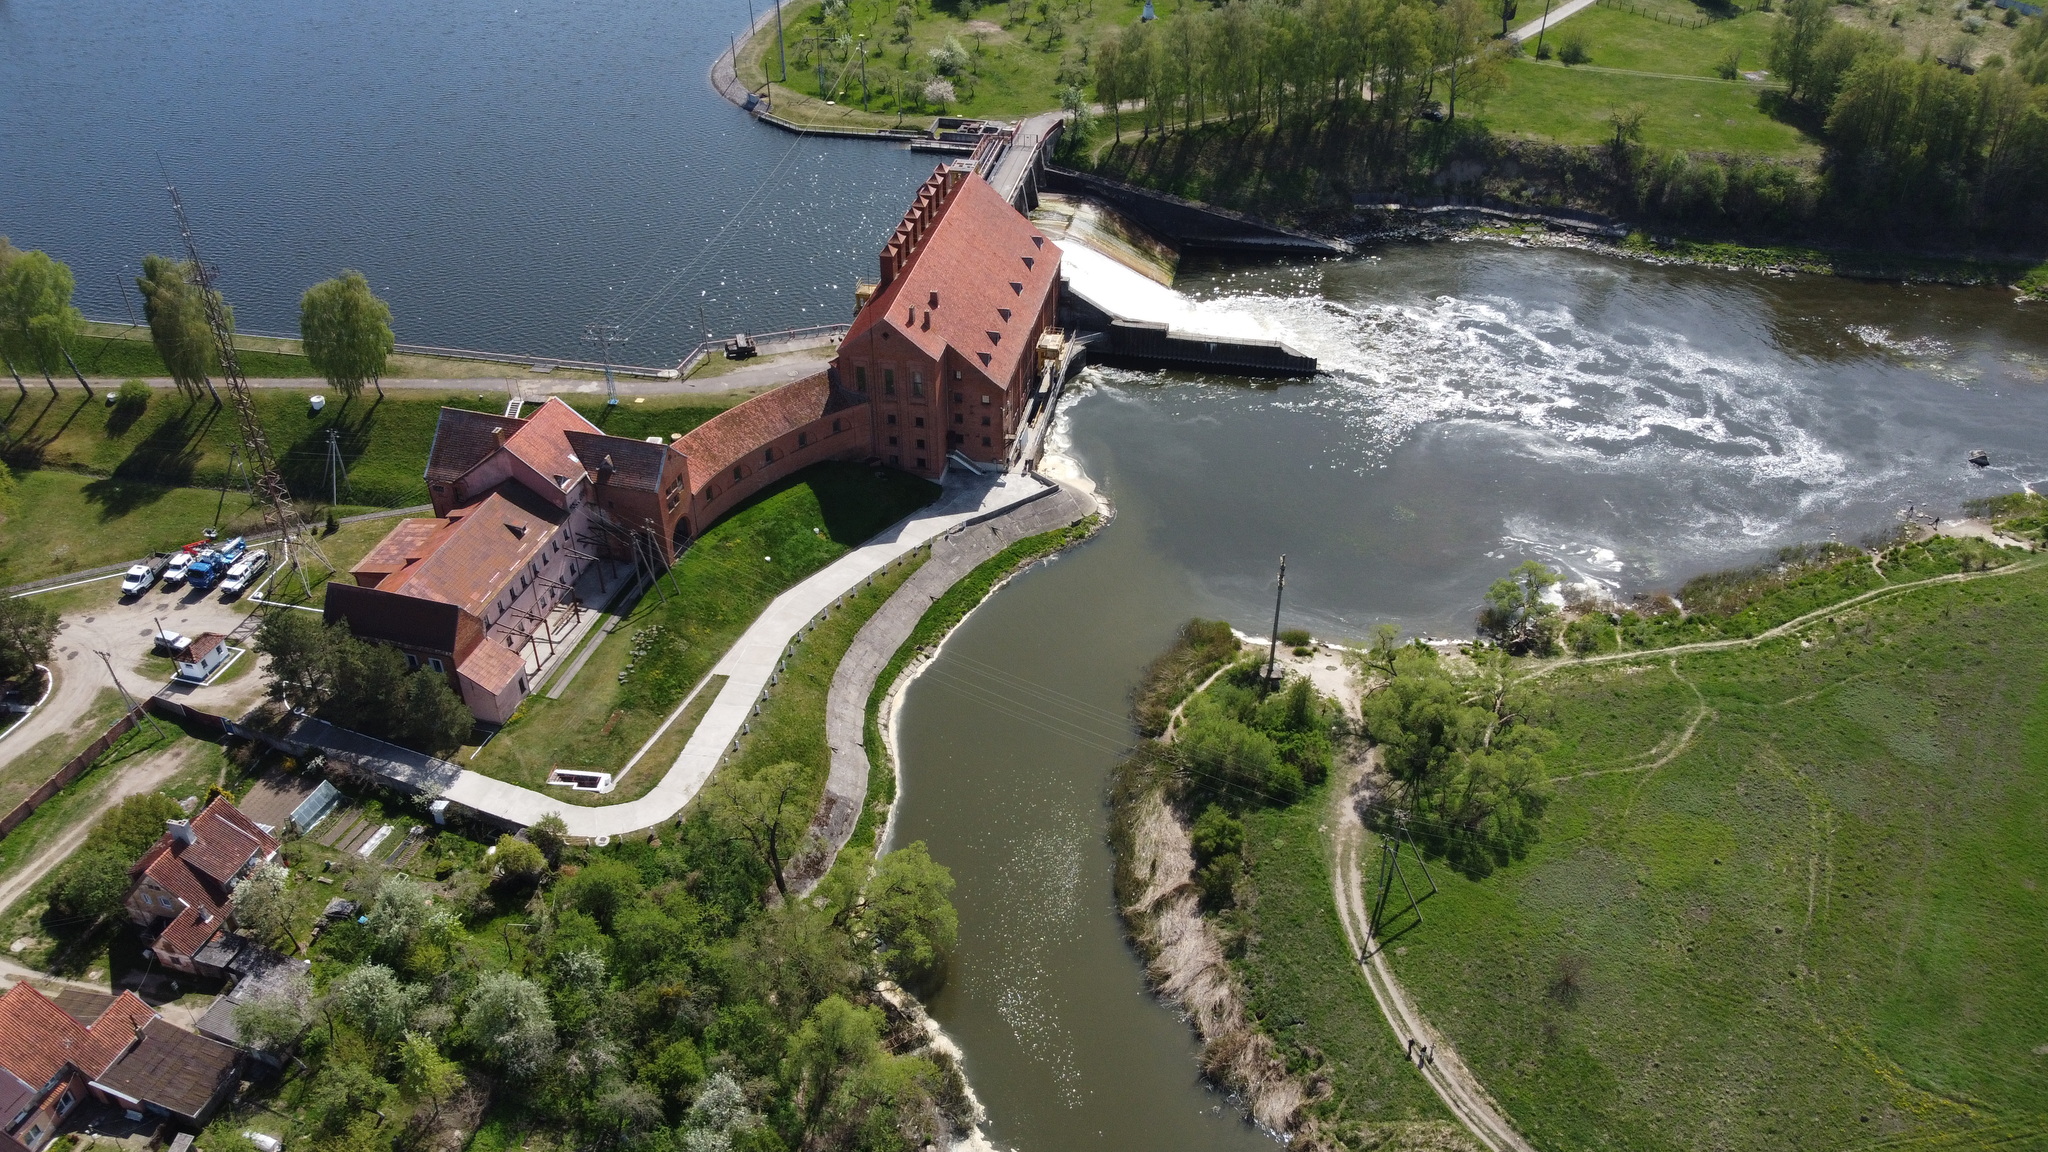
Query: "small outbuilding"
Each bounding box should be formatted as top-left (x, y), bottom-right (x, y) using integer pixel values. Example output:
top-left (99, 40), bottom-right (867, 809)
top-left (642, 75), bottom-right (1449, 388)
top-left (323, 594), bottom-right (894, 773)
top-left (173, 633), bottom-right (231, 683)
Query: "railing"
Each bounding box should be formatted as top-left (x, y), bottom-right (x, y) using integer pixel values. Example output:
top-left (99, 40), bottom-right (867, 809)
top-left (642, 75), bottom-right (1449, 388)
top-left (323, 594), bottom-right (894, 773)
top-left (674, 323), bottom-right (850, 378)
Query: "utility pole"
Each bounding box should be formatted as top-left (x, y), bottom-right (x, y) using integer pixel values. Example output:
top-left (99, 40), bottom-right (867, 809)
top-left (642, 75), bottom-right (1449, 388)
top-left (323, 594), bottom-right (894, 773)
top-left (859, 38), bottom-right (870, 110)
top-left (1534, 0), bottom-right (1555, 59)
top-left (1263, 554), bottom-right (1287, 692)
top-left (325, 428), bottom-right (348, 506)
top-left (97, 650), bottom-right (168, 741)
top-left (775, 0), bottom-right (788, 81)
top-left (583, 323), bottom-right (625, 407)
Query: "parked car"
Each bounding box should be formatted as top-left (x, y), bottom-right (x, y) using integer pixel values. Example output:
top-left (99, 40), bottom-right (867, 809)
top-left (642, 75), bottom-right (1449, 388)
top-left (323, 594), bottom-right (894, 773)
top-left (219, 549), bottom-right (270, 597)
top-left (162, 550), bottom-right (199, 586)
top-left (152, 630), bottom-right (190, 656)
top-left (185, 549), bottom-right (228, 590)
top-left (215, 535), bottom-right (248, 563)
top-left (120, 553), bottom-right (171, 596)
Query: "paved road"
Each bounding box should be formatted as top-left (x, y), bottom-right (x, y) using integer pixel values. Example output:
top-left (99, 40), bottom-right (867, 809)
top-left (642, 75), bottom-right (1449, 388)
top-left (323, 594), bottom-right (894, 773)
top-left (86, 350), bottom-right (832, 402)
top-left (441, 468), bottom-right (1056, 838)
top-left (1511, 0), bottom-right (1597, 40)
top-left (793, 479), bottom-right (1097, 892)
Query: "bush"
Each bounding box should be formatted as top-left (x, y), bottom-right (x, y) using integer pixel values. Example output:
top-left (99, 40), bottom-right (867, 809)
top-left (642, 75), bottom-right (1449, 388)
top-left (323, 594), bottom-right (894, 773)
top-left (1278, 628), bottom-right (1312, 647)
top-left (1559, 28), bottom-right (1590, 64)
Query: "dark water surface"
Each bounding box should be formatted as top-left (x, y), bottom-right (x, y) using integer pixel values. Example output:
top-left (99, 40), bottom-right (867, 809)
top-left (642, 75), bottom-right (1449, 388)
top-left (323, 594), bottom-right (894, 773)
top-left (892, 247), bottom-right (2048, 1151)
top-left (0, 0), bottom-right (930, 361)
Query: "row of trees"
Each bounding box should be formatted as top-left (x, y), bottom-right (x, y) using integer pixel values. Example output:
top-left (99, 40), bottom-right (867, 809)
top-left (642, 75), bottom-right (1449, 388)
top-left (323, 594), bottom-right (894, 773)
top-left (1092, 0), bottom-right (1501, 170)
top-left (0, 236), bottom-right (397, 403)
top-left (253, 612), bottom-right (474, 756)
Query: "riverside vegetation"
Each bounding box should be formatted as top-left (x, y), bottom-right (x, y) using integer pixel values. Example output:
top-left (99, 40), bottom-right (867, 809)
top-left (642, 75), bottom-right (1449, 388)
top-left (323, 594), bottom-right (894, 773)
top-left (1108, 505), bottom-right (2047, 1151)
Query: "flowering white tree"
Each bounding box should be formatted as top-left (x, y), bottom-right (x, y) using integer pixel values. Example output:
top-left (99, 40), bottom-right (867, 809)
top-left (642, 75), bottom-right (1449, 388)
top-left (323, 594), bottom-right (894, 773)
top-left (923, 78), bottom-right (956, 110)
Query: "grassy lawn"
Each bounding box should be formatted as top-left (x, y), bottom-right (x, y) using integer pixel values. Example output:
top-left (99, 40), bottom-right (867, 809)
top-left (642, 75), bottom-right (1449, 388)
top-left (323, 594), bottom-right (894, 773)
top-left (1543, 5), bottom-right (1780, 78)
top-left (739, 0), bottom-right (1143, 126)
top-left (1234, 786), bottom-right (1458, 1135)
top-left (465, 462), bottom-right (939, 802)
top-left (1481, 55), bottom-right (1819, 158)
top-left (0, 689), bottom-right (136, 820)
top-left (1378, 565), bottom-right (2048, 1150)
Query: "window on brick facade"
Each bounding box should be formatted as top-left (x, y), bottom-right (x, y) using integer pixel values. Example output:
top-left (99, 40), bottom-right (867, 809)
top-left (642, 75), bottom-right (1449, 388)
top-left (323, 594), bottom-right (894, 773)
top-left (953, 391), bottom-right (963, 403)
top-left (733, 465), bottom-right (744, 481)
top-left (832, 418), bottom-right (842, 432)
top-left (910, 372), bottom-right (923, 395)
top-left (914, 416), bottom-right (925, 428)
top-left (883, 369), bottom-right (895, 394)
top-left (954, 414), bottom-right (963, 424)
top-left (916, 457), bottom-right (926, 469)
top-left (982, 436), bottom-right (992, 447)
top-left (887, 413), bottom-right (897, 425)
top-left (888, 435), bottom-right (898, 446)
top-left (981, 416), bottom-right (991, 426)
top-left (797, 432), bottom-right (808, 447)
top-left (764, 447), bottom-right (775, 463)
top-left (915, 438), bottom-right (925, 449)
top-left (855, 366), bottom-right (867, 391)
top-left (982, 393), bottom-right (992, 404)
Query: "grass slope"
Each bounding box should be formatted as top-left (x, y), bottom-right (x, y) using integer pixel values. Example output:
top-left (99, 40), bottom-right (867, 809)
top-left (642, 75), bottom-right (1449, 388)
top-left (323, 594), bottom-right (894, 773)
top-left (466, 462), bottom-right (938, 800)
top-left (1481, 58), bottom-right (1816, 159)
top-left (1380, 565), bottom-right (2048, 1149)
top-left (1236, 787), bottom-right (1462, 1142)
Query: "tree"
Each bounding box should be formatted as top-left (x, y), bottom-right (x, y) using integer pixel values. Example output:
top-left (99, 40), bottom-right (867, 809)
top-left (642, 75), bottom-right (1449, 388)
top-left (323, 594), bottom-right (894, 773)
top-left (1477, 560), bottom-right (1563, 655)
top-left (299, 270), bottom-right (394, 401)
top-left (392, 666), bottom-right (474, 755)
top-left (234, 862), bottom-right (299, 951)
top-left (462, 971), bottom-right (556, 1078)
top-left (709, 760), bottom-right (811, 898)
top-left (783, 995), bottom-right (882, 1121)
top-left (923, 77), bottom-right (957, 110)
top-left (1769, 0), bottom-right (1834, 104)
top-left (0, 595), bottom-right (58, 684)
top-left (253, 609), bottom-right (334, 708)
top-left (1190, 804), bottom-right (1244, 909)
top-left (0, 244), bottom-right (81, 391)
top-left (366, 875), bottom-right (451, 957)
top-left (135, 253), bottom-right (222, 400)
top-left (491, 834), bottom-right (548, 887)
top-left (1435, 0), bottom-right (1503, 122)
top-left (528, 813), bottom-right (569, 865)
top-left (49, 849), bottom-right (133, 919)
top-left (395, 1031), bottom-right (463, 1117)
top-left (329, 963), bottom-right (419, 1042)
top-left (865, 842), bottom-right (958, 988)
top-left (1496, 0), bottom-right (1518, 38)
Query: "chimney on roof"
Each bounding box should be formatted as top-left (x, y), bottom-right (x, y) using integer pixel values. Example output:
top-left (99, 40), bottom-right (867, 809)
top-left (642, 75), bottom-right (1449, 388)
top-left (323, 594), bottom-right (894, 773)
top-left (491, 425), bottom-right (507, 448)
top-left (166, 819), bottom-right (195, 846)
top-left (599, 453), bottom-right (616, 475)
top-left (929, 291), bottom-right (940, 309)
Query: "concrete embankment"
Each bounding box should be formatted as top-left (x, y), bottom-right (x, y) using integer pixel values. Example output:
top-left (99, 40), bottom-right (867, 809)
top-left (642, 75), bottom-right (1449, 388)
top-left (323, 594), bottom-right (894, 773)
top-left (796, 477), bottom-right (1102, 889)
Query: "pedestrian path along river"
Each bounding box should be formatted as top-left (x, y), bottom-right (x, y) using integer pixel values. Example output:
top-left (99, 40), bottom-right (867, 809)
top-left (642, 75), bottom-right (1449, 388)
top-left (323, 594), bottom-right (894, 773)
top-left (441, 469), bottom-right (1050, 838)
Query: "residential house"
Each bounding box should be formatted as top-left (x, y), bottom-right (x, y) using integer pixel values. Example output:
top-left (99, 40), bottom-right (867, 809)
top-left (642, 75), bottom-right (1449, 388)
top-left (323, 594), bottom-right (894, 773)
top-left (125, 798), bottom-right (280, 978)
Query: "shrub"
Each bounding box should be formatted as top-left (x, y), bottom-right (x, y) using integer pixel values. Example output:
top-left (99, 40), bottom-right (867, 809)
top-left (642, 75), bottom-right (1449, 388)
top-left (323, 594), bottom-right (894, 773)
top-left (1278, 628), bottom-right (1313, 647)
top-left (1559, 28), bottom-right (1590, 64)
top-left (114, 379), bottom-right (150, 411)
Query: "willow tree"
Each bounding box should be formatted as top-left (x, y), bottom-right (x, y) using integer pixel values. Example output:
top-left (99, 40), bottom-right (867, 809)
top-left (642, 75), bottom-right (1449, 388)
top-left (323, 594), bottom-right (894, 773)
top-left (135, 253), bottom-right (223, 400)
top-left (300, 270), bottom-right (395, 401)
top-left (0, 240), bottom-right (83, 394)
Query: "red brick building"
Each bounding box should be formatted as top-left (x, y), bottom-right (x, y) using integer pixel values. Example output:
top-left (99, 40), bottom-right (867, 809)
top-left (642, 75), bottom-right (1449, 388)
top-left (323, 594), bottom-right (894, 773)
top-left (333, 167), bottom-right (1058, 721)
top-left (834, 165), bottom-right (1062, 476)
top-left (125, 797), bottom-right (280, 977)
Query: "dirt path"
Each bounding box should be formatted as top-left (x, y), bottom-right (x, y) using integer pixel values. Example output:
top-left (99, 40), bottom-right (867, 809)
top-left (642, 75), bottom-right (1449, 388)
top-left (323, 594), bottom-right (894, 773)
top-left (1328, 756), bottom-right (1537, 1152)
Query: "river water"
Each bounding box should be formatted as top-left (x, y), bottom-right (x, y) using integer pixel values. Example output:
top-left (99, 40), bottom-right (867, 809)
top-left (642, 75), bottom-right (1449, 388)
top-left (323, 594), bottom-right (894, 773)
top-left (11, 4), bottom-right (2048, 1148)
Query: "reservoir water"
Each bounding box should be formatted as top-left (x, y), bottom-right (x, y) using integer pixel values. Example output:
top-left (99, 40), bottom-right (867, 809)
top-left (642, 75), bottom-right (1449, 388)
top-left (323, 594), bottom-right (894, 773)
top-left (10, 4), bottom-right (2048, 1148)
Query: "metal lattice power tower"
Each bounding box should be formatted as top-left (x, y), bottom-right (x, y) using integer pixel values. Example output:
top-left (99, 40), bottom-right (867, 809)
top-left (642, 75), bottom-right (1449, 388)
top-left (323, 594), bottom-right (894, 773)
top-left (165, 176), bottom-right (330, 596)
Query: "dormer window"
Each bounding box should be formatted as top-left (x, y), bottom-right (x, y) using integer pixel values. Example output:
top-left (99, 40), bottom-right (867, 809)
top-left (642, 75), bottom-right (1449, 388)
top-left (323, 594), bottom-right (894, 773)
top-left (1010, 282), bottom-right (1023, 294)
top-left (999, 308), bottom-right (1012, 321)
top-left (1022, 256), bottom-right (1034, 268)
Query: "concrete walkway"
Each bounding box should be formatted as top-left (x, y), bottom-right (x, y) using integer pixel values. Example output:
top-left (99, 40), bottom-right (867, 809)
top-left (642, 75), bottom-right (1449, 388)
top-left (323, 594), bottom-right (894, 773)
top-left (87, 352), bottom-right (832, 403)
top-left (1511, 0), bottom-right (1597, 40)
top-left (440, 469), bottom-right (1055, 838)
top-left (790, 480), bottom-right (1097, 892)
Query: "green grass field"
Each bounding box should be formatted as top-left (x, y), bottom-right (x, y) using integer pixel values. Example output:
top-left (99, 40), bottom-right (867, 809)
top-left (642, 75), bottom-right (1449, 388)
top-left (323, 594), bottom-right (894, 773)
top-left (1481, 57), bottom-right (1817, 159)
top-left (465, 462), bottom-right (938, 800)
top-left (1377, 565), bottom-right (2048, 1149)
top-left (1544, 5), bottom-right (1780, 78)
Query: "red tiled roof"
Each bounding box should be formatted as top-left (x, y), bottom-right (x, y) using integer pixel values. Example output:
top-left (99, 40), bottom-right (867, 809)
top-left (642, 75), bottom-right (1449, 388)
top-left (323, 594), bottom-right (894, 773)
top-left (0, 985), bottom-right (155, 1088)
top-left (501, 398), bottom-right (600, 491)
top-left (377, 488), bottom-right (564, 618)
top-left (844, 170), bottom-right (1059, 391)
top-left (351, 518), bottom-right (451, 583)
top-left (180, 633), bottom-right (226, 664)
top-left (130, 798), bottom-right (280, 948)
top-left (456, 637), bottom-right (527, 696)
top-left (427, 408), bottom-right (525, 486)
top-left (152, 905), bottom-right (222, 963)
top-left (182, 797), bottom-right (274, 886)
top-left (676, 371), bottom-right (858, 495)
top-left (564, 431), bottom-right (672, 493)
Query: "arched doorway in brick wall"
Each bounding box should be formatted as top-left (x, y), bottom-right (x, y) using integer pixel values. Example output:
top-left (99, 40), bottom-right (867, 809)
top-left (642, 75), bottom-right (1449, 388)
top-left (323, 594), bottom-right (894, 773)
top-left (671, 516), bottom-right (692, 559)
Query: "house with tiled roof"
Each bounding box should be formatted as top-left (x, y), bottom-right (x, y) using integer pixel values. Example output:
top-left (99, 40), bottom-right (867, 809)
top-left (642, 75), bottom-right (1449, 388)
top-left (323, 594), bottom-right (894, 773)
top-left (835, 165), bottom-right (1063, 476)
top-left (336, 166), bottom-right (1056, 722)
top-left (124, 797), bottom-right (280, 978)
top-left (0, 983), bottom-right (239, 1147)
